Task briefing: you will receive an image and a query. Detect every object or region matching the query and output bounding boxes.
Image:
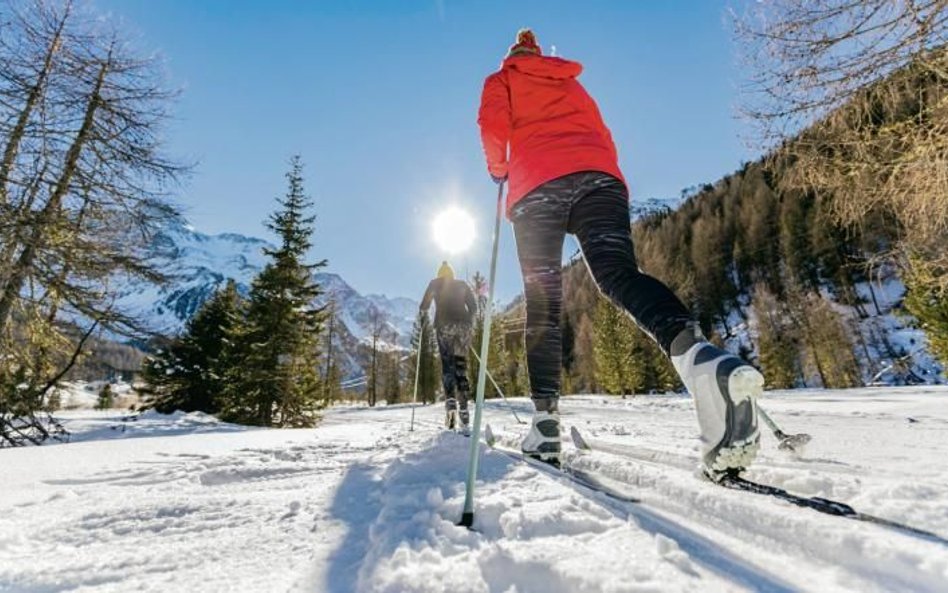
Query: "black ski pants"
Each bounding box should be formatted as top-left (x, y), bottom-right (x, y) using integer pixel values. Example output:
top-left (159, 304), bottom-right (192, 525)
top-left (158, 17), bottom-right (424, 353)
top-left (510, 172), bottom-right (693, 411)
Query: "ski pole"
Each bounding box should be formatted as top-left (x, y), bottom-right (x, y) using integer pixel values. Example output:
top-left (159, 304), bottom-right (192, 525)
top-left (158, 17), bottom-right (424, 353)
top-left (409, 322), bottom-right (425, 432)
top-left (460, 181), bottom-right (504, 529)
top-left (758, 405), bottom-right (811, 452)
top-left (468, 346), bottom-right (525, 424)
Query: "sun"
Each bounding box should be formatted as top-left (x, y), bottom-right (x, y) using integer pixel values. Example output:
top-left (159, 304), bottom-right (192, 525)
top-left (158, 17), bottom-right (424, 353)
top-left (432, 207), bottom-right (476, 254)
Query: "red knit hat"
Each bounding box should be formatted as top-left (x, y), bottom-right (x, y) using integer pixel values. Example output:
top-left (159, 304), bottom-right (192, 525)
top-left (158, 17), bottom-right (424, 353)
top-left (507, 28), bottom-right (541, 57)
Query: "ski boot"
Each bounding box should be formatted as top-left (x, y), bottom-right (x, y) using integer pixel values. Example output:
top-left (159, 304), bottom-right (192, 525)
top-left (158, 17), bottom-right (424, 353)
top-left (670, 326), bottom-right (763, 479)
top-left (522, 403), bottom-right (561, 468)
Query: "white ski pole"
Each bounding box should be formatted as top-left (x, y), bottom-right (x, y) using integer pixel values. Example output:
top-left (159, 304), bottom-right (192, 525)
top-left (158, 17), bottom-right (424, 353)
top-left (409, 322), bottom-right (425, 432)
top-left (468, 346), bottom-right (525, 424)
top-left (460, 182), bottom-right (504, 528)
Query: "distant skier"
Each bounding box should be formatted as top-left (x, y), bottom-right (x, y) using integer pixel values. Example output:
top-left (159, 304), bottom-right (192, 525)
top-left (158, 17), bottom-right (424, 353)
top-left (477, 29), bottom-right (765, 477)
top-left (419, 261), bottom-right (478, 432)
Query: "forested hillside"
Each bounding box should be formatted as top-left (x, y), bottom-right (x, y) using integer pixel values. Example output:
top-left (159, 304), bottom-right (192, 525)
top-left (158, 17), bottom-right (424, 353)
top-left (556, 153), bottom-right (942, 394)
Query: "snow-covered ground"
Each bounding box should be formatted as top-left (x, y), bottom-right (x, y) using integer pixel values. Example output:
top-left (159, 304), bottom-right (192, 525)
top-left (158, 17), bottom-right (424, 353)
top-left (54, 382), bottom-right (139, 410)
top-left (3, 387), bottom-right (948, 592)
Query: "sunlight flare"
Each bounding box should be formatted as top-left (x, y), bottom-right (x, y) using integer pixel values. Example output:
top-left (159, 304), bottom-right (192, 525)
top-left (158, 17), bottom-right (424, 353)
top-left (432, 207), bottom-right (476, 254)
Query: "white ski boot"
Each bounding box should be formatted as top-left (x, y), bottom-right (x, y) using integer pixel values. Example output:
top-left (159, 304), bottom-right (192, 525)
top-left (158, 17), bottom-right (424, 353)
top-left (670, 327), bottom-right (763, 478)
top-left (521, 409), bottom-right (561, 467)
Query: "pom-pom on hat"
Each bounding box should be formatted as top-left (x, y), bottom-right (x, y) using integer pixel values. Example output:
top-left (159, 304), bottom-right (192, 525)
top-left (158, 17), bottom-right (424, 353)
top-left (507, 28), bottom-right (542, 58)
top-left (437, 261), bottom-right (455, 281)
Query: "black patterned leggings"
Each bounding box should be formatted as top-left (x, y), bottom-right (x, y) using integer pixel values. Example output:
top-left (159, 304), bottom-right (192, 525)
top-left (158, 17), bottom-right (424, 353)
top-left (436, 322), bottom-right (472, 422)
top-left (510, 172), bottom-right (693, 411)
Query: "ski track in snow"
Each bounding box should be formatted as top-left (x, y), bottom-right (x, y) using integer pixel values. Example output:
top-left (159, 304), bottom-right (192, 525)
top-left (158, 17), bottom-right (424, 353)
top-left (2, 387), bottom-right (948, 592)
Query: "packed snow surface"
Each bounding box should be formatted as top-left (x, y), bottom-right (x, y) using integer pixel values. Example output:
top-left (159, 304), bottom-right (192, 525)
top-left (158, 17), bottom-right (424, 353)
top-left (2, 387), bottom-right (948, 592)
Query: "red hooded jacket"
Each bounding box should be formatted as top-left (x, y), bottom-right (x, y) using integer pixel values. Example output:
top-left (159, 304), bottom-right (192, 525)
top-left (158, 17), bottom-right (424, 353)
top-left (478, 54), bottom-right (626, 215)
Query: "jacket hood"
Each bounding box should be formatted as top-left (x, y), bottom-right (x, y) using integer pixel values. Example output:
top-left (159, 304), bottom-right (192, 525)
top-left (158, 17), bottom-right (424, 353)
top-left (502, 54), bottom-right (582, 80)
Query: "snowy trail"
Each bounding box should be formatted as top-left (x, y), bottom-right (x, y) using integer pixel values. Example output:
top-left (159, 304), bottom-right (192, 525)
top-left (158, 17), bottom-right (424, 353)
top-left (2, 387), bottom-right (948, 592)
top-left (483, 443), bottom-right (798, 593)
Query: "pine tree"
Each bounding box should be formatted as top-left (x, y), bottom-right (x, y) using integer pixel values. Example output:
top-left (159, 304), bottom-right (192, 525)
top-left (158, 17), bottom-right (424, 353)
top-left (363, 308), bottom-right (389, 407)
top-left (593, 297), bottom-right (643, 395)
top-left (903, 258), bottom-right (948, 370)
top-left (491, 309), bottom-right (528, 396)
top-left (320, 302), bottom-right (343, 406)
top-left (323, 359), bottom-right (343, 405)
top-left (139, 280), bottom-right (242, 414)
top-left (408, 311), bottom-right (439, 404)
top-left (223, 157), bottom-right (327, 427)
top-left (467, 272), bottom-right (493, 396)
top-left (381, 349), bottom-right (402, 404)
top-left (751, 283), bottom-right (801, 389)
top-left (785, 283), bottom-right (861, 389)
top-left (637, 331), bottom-right (681, 393)
top-left (96, 384), bottom-right (114, 410)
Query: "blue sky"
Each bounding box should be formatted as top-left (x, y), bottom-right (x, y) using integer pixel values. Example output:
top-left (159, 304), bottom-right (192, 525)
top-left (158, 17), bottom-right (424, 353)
top-left (97, 0), bottom-right (755, 302)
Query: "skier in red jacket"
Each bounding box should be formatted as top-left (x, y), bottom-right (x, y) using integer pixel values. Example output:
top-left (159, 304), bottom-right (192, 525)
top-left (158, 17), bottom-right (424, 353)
top-left (478, 29), bottom-right (765, 478)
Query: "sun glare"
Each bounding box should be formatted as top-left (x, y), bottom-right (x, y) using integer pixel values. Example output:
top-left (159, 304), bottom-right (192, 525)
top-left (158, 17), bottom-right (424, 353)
top-left (432, 207), bottom-right (476, 254)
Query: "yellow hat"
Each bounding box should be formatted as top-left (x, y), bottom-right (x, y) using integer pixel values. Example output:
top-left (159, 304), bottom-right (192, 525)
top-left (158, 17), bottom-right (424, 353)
top-left (437, 261), bottom-right (455, 280)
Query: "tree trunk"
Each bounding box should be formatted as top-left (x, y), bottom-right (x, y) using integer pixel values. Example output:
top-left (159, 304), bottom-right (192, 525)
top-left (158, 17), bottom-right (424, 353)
top-left (324, 307), bottom-right (334, 401)
top-left (0, 3), bottom-right (70, 206)
top-left (0, 58), bottom-right (108, 336)
top-left (370, 334), bottom-right (377, 407)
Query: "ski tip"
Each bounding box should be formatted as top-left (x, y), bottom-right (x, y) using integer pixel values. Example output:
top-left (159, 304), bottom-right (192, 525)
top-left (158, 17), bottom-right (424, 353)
top-left (569, 426), bottom-right (591, 451)
top-left (484, 424), bottom-right (496, 447)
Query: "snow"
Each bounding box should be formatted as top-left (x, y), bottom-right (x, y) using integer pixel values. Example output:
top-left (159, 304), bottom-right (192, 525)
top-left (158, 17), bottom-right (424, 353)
top-left (54, 382), bottom-right (138, 410)
top-left (3, 387), bottom-right (948, 592)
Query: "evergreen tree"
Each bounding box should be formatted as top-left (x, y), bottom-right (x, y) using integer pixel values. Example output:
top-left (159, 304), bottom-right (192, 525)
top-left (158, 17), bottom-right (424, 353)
top-left (382, 349), bottom-right (403, 404)
top-left (593, 298), bottom-right (643, 395)
top-left (139, 280), bottom-right (242, 414)
top-left (638, 331), bottom-right (681, 393)
top-left (321, 303), bottom-right (343, 406)
top-left (903, 258), bottom-right (948, 369)
top-left (807, 298), bottom-right (861, 388)
top-left (751, 283), bottom-right (801, 389)
top-left (323, 359), bottom-right (343, 405)
top-left (503, 317), bottom-right (529, 396)
top-left (363, 308), bottom-right (388, 407)
top-left (785, 284), bottom-right (861, 389)
top-left (96, 384), bottom-right (114, 410)
top-left (408, 311), bottom-right (439, 404)
top-left (223, 157), bottom-right (327, 427)
top-left (467, 272), bottom-right (494, 396)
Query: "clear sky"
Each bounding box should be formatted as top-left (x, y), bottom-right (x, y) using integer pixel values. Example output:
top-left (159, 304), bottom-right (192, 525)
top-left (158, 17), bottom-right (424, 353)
top-left (96, 0), bottom-right (755, 302)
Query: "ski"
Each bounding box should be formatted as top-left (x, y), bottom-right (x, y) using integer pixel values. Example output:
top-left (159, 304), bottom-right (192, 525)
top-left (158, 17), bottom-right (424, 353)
top-left (570, 427), bottom-right (948, 546)
top-left (483, 424), bottom-right (641, 505)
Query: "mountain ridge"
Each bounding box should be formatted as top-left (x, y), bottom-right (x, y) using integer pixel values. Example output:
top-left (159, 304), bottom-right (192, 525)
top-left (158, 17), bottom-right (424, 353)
top-left (116, 214), bottom-right (417, 380)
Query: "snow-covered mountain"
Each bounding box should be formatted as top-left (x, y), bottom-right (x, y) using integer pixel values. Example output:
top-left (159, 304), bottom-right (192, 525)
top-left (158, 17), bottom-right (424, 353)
top-left (119, 218), bottom-right (271, 334)
top-left (315, 273), bottom-right (417, 348)
top-left (118, 215), bottom-right (417, 378)
top-left (630, 196), bottom-right (680, 221)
